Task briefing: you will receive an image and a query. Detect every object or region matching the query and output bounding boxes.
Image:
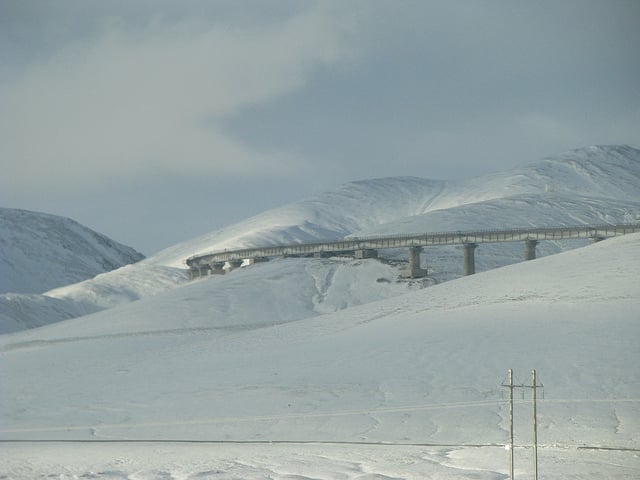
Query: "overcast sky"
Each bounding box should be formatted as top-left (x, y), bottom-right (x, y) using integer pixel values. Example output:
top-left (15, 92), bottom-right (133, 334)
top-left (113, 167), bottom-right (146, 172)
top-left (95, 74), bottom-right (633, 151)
top-left (1, 0), bottom-right (639, 254)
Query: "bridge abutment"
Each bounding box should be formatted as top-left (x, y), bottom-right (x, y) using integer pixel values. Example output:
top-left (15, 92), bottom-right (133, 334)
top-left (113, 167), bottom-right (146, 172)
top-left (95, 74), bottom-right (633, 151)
top-left (524, 239), bottom-right (538, 260)
top-left (188, 266), bottom-right (207, 280)
top-left (463, 243), bottom-right (478, 275)
top-left (188, 262), bottom-right (226, 279)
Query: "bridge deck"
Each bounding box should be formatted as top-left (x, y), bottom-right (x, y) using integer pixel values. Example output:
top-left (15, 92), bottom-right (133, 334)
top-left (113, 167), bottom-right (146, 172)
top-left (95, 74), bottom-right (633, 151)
top-left (186, 223), bottom-right (640, 268)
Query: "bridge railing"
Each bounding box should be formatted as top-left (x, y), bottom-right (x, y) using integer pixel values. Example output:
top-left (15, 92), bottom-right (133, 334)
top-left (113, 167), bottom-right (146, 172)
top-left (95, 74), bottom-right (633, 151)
top-left (185, 223), bottom-right (640, 268)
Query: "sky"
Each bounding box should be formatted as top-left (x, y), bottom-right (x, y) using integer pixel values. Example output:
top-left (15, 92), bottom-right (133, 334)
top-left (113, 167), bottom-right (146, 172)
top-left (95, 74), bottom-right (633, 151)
top-left (1, 0), bottom-right (639, 255)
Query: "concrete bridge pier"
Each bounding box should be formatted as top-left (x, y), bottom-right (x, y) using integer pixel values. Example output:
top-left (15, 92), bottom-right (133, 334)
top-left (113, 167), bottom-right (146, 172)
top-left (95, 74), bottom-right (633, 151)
top-left (524, 239), bottom-right (538, 260)
top-left (405, 246), bottom-right (428, 278)
top-left (355, 249), bottom-right (378, 259)
top-left (210, 262), bottom-right (226, 274)
top-left (227, 259), bottom-right (244, 272)
top-left (463, 243), bottom-right (478, 275)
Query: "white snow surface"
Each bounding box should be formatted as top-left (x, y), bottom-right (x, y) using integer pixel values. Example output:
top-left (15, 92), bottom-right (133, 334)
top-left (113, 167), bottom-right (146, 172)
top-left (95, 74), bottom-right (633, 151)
top-left (152, 144), bottom-right (640, 267)
top-left (2, 145), bottom-right (639, 335)
top-left (1, 145), bottom-right (640, 478)
top-left (0, 208), bottom-right (144, 294)
top-left (1, 233), bottom-right (639, 478)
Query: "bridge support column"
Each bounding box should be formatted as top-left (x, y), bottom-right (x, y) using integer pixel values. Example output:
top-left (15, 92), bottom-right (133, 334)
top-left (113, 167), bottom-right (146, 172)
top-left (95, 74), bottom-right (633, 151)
top-left (210, 262), bottom-right (226, 274)
top-left (524, 239), bottom-right (538, 261)
top-left (405, 246), bottom-right (427, 278)
top-left (227, 259), bottom-right (243, 272)
top-left (463, 243), bottom-right (478, 275)
top-left (355, 249), bottom-right (378, 259)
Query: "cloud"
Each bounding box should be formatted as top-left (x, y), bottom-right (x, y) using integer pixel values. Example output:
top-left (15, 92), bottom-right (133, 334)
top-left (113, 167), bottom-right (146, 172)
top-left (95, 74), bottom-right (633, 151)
top-left (517, 113), bottom-right (579, 144)
top-left (0, 5), bottom-right (354, 194)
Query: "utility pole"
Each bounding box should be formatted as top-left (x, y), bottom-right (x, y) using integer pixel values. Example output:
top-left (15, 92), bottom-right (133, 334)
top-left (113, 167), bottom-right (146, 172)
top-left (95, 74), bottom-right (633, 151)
top-left (532, 369), bottom-right (539, 480)
top-left (507, 369), bottom-right (515, 480)
top-left (502, 369), bottom-right (543, 480)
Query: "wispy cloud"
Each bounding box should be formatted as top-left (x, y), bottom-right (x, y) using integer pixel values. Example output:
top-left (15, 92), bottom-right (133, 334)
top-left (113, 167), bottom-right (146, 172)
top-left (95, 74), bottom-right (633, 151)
top-left (0, 5), bottom-right (354, 193)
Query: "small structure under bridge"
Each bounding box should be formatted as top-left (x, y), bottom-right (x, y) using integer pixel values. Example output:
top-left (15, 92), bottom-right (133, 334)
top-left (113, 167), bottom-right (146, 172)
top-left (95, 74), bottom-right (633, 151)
top-left (186, 223), bottom-right (640, 280)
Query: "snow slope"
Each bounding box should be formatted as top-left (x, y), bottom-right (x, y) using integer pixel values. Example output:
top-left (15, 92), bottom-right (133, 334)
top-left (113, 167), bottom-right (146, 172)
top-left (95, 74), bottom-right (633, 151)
top-left (1, 145), bottom-right (639, 478)
top-left (0, 208), bottom-right (144, 294)
top-left (152, 144), bottom-right (640, 267)
top-left (1, 232), bottom-right (638, 479)
top-left (1, 145), bottom-right (638, 335)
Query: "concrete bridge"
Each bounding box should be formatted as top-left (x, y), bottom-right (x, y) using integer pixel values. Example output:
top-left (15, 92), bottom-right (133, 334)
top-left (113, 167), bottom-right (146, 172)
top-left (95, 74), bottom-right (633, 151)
top-left (186, 223), bottom-right (640, 279)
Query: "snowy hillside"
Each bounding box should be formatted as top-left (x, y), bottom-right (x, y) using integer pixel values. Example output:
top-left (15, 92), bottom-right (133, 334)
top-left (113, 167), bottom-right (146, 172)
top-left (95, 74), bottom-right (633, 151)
top-left (0, 145), bottom-right (638, 334)
top-left (0, 208), bottom-right (144, 294)
top-left (2, 232), bottom-right (638, 479)
top-left (1, 145), bottom-right (639, 335)
top-left (1, 145), bottom-right (639, 477)
top-left (152, 144), bottom-right (640, 267)
top-left (151, 176), bottom-right (450, 267)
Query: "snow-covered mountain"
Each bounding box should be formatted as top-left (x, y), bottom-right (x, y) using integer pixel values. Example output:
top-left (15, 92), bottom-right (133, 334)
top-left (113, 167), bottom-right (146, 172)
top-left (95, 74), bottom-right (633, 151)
top-left (0, 146), bottom-right (640, 332)
top-left (152, 144), bottom-right (640, 267)
top-left (1, 145), bottom-right (639, 478)
top-left (1, 145), bottom-right (639, 335)
top-left (2, 227), bottom-right (639, 478)
top-left (0, 208), bottom-right (144, 294)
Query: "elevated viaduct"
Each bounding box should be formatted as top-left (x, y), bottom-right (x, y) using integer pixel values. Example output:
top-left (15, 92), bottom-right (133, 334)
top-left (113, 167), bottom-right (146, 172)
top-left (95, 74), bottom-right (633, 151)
top-left (186, 223), bottom-right (640, 279)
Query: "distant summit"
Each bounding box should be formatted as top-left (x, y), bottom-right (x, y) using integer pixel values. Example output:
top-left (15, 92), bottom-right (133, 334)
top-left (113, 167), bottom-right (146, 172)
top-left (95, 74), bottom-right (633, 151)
top-left (152, 144), bottom-right (640, 267)
top-left (529, 144), bottom-right (640, 200)
top-left (0, 208), bottom-right (144, 294)
top-left (1, 144), bottom-right (639, 333)
top-left (550, 144), bottom-right (639, 161)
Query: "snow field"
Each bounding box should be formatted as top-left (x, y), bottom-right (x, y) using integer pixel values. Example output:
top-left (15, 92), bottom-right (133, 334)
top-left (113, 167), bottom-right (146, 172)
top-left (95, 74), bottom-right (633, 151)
top-left (1, 235), bottom-right (639, 478)
top-left (1, 443), bottom-right (638, 479)
top-left (2, 145), bottom-right (640, 477)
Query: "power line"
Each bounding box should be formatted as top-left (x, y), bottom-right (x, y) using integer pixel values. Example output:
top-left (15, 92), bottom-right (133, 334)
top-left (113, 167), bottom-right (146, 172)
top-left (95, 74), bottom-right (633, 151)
top-left (0, 439), bottom-right (637, 453)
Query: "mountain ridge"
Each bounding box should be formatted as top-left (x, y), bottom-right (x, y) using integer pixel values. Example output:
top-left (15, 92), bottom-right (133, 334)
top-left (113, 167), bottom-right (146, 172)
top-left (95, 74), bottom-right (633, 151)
top-left (151, 144), bottom-right (640, 267)
top-left (1, 144), bottom-right (639, 334)
top-left (0, 207), bottom-right (144, 294)
top-left (2, 146), bottom-right (639, 477)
